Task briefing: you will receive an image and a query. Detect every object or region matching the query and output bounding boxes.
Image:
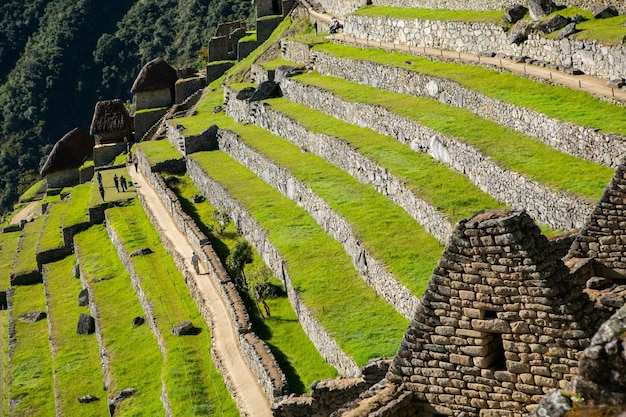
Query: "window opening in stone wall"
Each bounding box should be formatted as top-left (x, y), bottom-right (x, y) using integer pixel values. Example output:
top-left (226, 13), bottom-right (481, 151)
top-left (484, 310), bottom-right (497, 319)
top-left (486, 333), bottom-right (507, 371)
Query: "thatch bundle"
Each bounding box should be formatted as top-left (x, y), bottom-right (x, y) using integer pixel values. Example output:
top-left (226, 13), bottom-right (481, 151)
top-left (89, 99), bottom-right (132, 136)
top-left (40, 128), bottom-right (93, 176)
top-left (130, 57), bottom-right (178, 93)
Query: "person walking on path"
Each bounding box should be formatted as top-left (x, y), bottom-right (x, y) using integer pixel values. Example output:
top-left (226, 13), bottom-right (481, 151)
top-left (98, 184), bottom-right (105, 201)
top-left (96, 171), bottom-right (102, 188)
top-left (191, 251), bottom-right (200, 274)
top-left (120, 175), bottom-right (128, 192)
top-left (133, 155), bottom-right (138, 173)
top-left (113, 174), bottom-right (119, 192)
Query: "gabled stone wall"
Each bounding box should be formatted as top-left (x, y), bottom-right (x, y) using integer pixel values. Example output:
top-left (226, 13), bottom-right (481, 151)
top-left (387, 210), bottom-right (601, 417)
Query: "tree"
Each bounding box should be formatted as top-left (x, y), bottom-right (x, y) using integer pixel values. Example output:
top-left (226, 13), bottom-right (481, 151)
top-left (226, 241), bottom-right (253, 289)
top-left (248, 264), bottom-right (273, 318)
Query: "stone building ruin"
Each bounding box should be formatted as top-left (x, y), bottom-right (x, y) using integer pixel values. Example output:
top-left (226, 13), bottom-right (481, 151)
top-left (90, 99), bottom-right (132, 166)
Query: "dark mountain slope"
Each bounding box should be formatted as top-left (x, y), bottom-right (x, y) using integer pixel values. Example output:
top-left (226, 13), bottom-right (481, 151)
top-left (0, 0), bottom-right (252, 215)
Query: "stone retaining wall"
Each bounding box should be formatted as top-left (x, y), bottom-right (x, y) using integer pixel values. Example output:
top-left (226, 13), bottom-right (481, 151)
top-left (344, 15), bottom-right (626, 81)
top-left (226, 85), bottom-right (455, 242)
top-left (222, 91), bottom-right (419, 318)
top-left (311, 0), bottom-right (626, 17)
top-left (186, 156), bottom-right (361, 377)
top-left (282, 40), bottom-right (626, 168)
top-left (134, 147), bottom-right (289, 401)
top-left (275, 52), bottom-right (593, 230)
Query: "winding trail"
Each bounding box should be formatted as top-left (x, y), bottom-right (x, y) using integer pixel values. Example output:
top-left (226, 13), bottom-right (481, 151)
top-left (127, 166), bottom-right (272, 417)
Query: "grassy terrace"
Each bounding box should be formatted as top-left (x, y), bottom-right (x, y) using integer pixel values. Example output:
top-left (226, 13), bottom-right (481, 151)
top-left (64, 183), bottom-right (91, 228)
top-left (39, 198), bottom-right (69, 253)
top-left (191, 150), bottom-right (409, 365)
top-left (89, 167), bottom-right (136, 206)
top-left (0, 231), bottom-right (20, 289)
top-left (10, 284), bottom-right (54, 416)
top-left (12, 215), bottom-right (45, 276)
top-left (350, 6), bottom-right (626, 45)
top-left (106, 201), bottom-right (239, 416)
top-left (263, 95), bottom-right (507, 223)
top-left (217, 108), bottom-right (445, 296)
top-left (74, 225), bottom-right (165, 416)
top-left (1, 308), bottom-right (7, 416)
top-left (139, 138), bottom-right (339, 391)
top-left (305, 41), bottom-right (626, 137)
top-left (288, 71), bottom-right (614, 202)
top-left (44, 255), bottom-right (108, 416)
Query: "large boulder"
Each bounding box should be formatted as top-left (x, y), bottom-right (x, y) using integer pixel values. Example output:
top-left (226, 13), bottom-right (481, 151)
top-left (274, 65), bottom-right (306, 82)
top-left (536, 14), bottom-right (571, 33)
top-left (172, 321), bottom-right (195, 335)
top-left (130, 247), bottom-right (153, 257)
top-left (249, 81), bottom-right (281, 102)
top-left (76, 313), bottom-right (95, 335)
top-left (236, 87), bottom-right (256, 100)
top-left (19, 311), bottom-right (46, 323)
top-left (528, 0), bottom-right (556, 19)
top-left (592, 5), bottom-right (619, 19)
top-left (504, 4), bottom-right (528, 24)
top-left (78, 288), bottom-right (89, 306)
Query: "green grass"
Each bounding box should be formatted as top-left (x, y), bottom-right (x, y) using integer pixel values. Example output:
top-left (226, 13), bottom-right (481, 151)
top-left (0, 232), bottom-right (20, 289)
top-left (44, 255), bottom-right (109, 416)
top-left (191, 150), bottom-right (408, 366)
top-left (138, 139), bottom-right (183, 165)
top-left (0, 309), bottom-right (8, 416)
top-left (90, 168), bottom-right (136, 207)
top-left (352, 5), bottom-right (504, 23)
top-left (290, 71), bottom-right (614, 202)
top-left (307, 41), bottom-right (626, 137)
top-left (64, 183), bottom-right (91, 228)
top-left (106, 201), bottom-right (239, 416)
top-left (74, 225), bottom-right (165, 416)
top-left (542, 8), bottom-right (626, 44)
top-left (216, 112), bottom-right (445, 296)
top-left (12, 216), bottom-right (45, 276)
top-left (18, 179), bottom-right (45, 203)
top-left (264, 95), bottom-right (506, 223)
top-left (163, 172), bottom-right (338, 392)
top-left (9, 284), bottom-right (55, 416)
top-left (38, 198), bottom-right (70, 253)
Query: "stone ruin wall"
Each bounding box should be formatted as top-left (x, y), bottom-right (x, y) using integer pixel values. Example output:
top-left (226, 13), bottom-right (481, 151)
top-left (280, 41), bottom-right (626, 169)
top-left (279, 41), bottom-right (595, 232)
top-left (344, 15), bottom-right (626, 81)
top-left (570, 163), bottom-right (626, 280)
top-left (186, 155), bottom-right (363, 378)
top-left (312, 0), bottom-right (626, 17)
top-left (133, 147), bottom-right (289, 401)
top-left (387, 210), bottom-right (602, 417)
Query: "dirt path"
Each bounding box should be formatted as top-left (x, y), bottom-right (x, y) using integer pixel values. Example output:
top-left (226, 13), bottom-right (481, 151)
top-left (330, 33), bottom-right (626, 104)
top-left (128, 166), bottom-right (272, 417)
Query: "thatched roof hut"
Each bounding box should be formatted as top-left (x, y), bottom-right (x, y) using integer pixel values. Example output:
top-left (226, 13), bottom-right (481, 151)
top-left (90, 99), bottom-right (132, 144)
top-left (40, 128), bottom-right (93, 176)
top-left (131, 57), bottom-right (178, 94)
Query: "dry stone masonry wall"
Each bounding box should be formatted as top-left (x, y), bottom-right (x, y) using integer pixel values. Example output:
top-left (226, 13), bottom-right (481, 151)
top-left (133, 147), bottom-right (289, 401)
top-left (343, 15), bottom-right (626, 81)
top-left (312, 0), bottom-right (626, 17)
top-left (283, 40), bottom-right (626, 168)
top-left (186, 156), bottom-right (362, 377)
top-left (279, 44), bottom-right (595, 230)
top-left (224, 88), bottom-right (421, 318)
top-left (388, 210), bottom-right (601, 417)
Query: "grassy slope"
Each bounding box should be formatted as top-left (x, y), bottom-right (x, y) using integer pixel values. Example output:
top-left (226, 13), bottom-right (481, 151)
top-left (218, 114), bottom-right (443, 296)
top-left (44, 255), bottom-right (109, 416)
top-left (9, 284), bottom-right (55, 416)
top-left (310, 41), bottom-right (626, 136)
top-left (191, 150), bottom-right (408, 365)
top-left (74, 225), bottom-right (166, 416)
top-left (290, 70), bottom-right (613, 202)
top-left (106, 201), bottom-right (239, 416)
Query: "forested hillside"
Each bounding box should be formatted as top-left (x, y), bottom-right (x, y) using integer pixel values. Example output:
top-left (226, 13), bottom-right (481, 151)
top-left (0, 0), bottom-right (252, 214)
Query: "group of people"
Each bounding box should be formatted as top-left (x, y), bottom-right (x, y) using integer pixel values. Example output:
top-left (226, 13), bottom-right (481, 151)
top-left (95, 170), bottom-right (131, 201)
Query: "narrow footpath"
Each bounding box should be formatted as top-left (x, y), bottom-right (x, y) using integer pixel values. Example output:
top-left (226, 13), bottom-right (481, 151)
top-left (127, 166), bottom-right (272, 417)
